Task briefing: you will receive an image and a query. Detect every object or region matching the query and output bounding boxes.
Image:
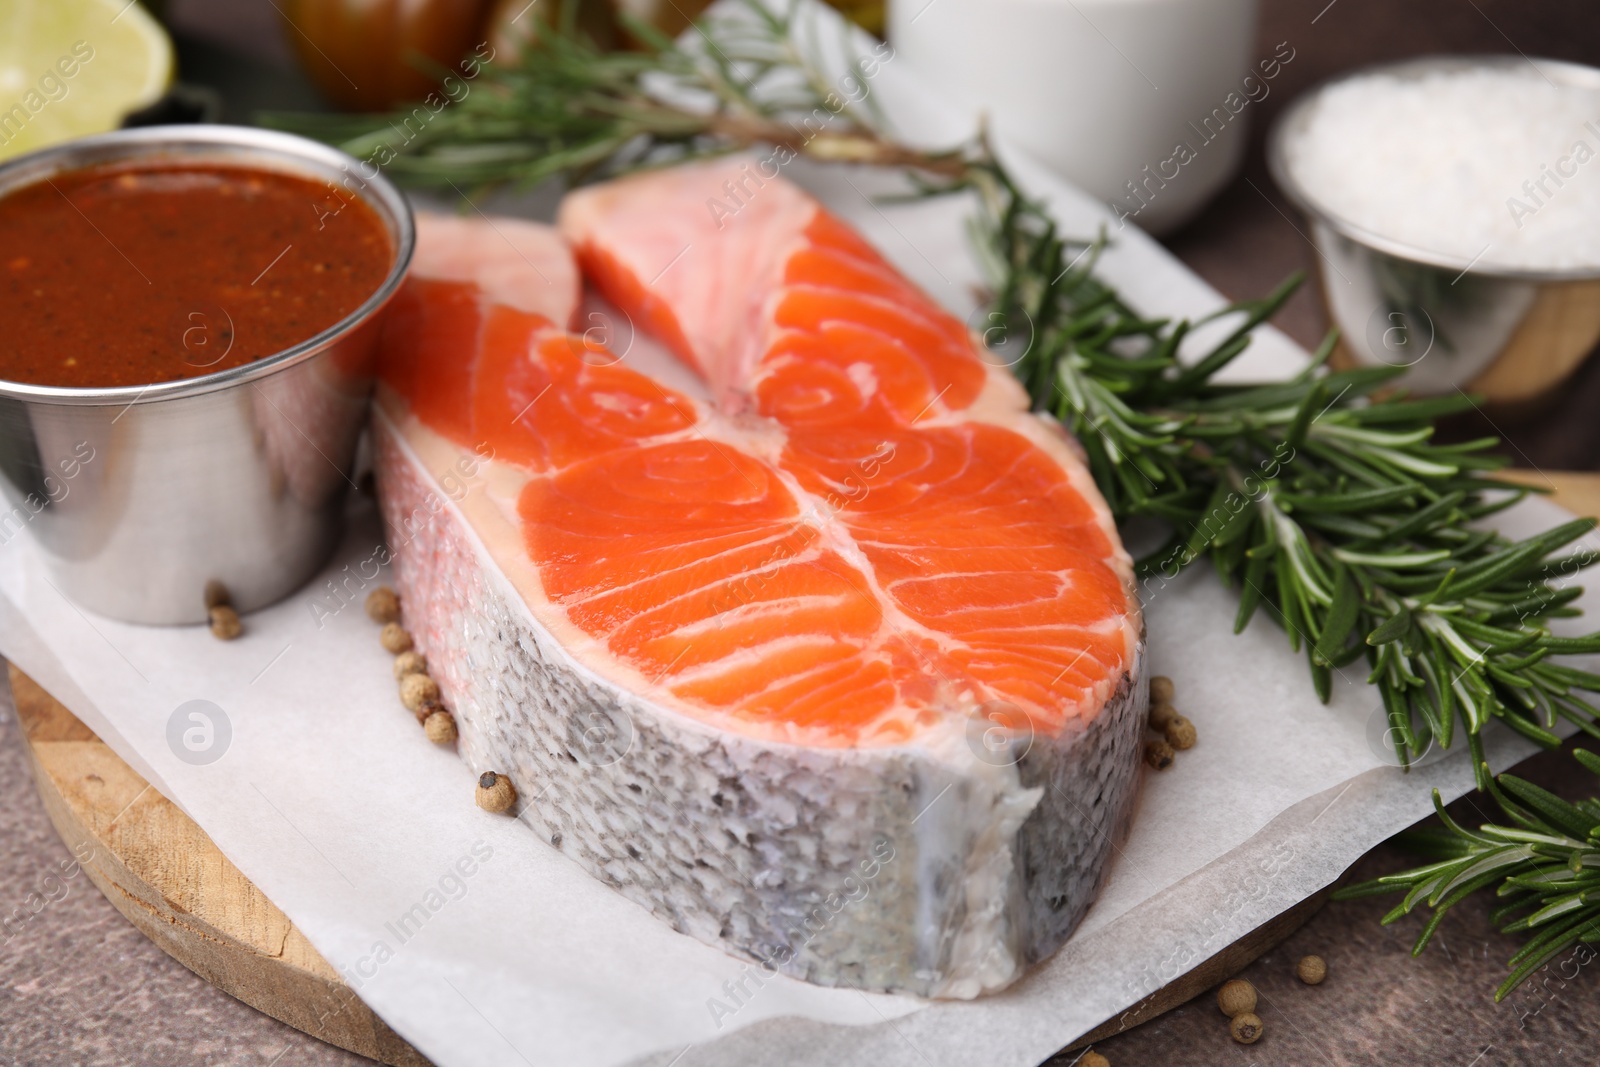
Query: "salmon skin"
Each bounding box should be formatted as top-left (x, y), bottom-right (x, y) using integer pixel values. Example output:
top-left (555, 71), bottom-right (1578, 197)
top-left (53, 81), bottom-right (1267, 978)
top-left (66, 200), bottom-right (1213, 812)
top-left (373, 162), bottom-right (1145, 998)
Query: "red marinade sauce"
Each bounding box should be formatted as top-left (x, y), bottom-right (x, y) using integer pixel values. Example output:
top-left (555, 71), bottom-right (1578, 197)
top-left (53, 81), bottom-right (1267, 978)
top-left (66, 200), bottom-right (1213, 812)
top-left (0, 162), bottom-right (393, 388)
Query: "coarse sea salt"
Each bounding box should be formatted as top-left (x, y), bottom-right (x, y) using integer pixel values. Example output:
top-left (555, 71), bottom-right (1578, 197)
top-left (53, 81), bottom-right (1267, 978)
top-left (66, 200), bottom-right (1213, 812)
top-left (1283, 65), bottom-right (1600, 273)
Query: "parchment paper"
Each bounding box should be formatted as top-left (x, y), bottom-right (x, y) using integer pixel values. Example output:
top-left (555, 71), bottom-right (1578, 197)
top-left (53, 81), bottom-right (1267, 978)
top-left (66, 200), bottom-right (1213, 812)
top-left (0, 5), bottom-right (1590, 1064)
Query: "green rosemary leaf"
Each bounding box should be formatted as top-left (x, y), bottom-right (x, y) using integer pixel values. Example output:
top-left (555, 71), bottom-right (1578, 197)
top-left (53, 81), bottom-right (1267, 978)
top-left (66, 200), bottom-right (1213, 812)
top-left (1511, 912), bottom-right (1600, 972)
top-left (1300, 513), bottom-right (1387, 540)
top-left (1543, 633), bottom-right (1600, 655)
top-left (1367, 607), bottom-right (1413, 646)
top-left (1498, 776), bottom-right (1600, 840)
top-left (1369, 490), bottom-right (1467, 544)
top-left (1478, 825), bottom-right (1584, 849)
top-left (1283, 381), bottom-right (1330, 449)
top-left (1446, 539), bottom-right (1581, 601)
top-left (1497, 648), bottom-right (1550, 672)
top-left (1464, 486), bottom-right (1540, 519)
top-left (1334, 877), bottom-right (1420, 900)
top-left (1535, 661), bottom-right (1600, 691)
top-left (1277, 484), bottom-right (1419, 514)
top-left (1382, 682), bottom-right (1418, 764)
top-left (1553, 702), bottom-right (1600, 743)
top-left (1486, 585), bottom-right (1583, 623)
top-left (1314, 566), bottom-right (1360, 666)
top-left (1311, 661), bottom-right (1333, 703)
top-left (1345, 395), bottom-right (1479, 424)
top-left (1414, 867), bottom-right (1529, 956)
top-left (1449, 617), bottom-right (1542, 652)
top-left (1233, 551), bottom-right (1269, 634)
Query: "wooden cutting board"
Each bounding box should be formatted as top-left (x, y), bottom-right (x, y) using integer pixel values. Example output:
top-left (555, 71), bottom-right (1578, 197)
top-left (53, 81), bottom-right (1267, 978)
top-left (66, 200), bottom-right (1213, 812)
top-left (14, 469), bottom-right (1600, 1064)
top-left (13, 666), bottom-right (432, 1067)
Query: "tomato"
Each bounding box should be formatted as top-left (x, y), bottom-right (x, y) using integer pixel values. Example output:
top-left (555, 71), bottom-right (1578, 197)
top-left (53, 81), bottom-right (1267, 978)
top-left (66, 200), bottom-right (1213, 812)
top-left (277, 0), bottom-right (495, 111)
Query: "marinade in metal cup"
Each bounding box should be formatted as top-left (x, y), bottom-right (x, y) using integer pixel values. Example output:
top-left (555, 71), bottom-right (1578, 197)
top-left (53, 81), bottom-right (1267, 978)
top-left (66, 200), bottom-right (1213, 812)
top-left (0, 125), bottom-right (415, 623)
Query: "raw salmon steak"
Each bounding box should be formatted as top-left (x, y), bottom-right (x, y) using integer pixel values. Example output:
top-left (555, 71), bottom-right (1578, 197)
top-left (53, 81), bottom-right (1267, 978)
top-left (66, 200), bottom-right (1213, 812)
top-left (373, 162), bottom-right (1145, 998)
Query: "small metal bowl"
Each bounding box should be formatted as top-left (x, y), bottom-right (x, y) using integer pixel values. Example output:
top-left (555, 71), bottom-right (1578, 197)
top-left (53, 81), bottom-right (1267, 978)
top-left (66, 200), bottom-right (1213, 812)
top-left (0, 125), bottom-right (415, 624)
top-left (1267, 55), bottom-right (1600, 400)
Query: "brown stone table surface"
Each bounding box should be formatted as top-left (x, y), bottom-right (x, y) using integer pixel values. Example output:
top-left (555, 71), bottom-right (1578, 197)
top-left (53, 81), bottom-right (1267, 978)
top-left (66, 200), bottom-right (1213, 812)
top-left (7, 1), bottom-right (1600, 1064)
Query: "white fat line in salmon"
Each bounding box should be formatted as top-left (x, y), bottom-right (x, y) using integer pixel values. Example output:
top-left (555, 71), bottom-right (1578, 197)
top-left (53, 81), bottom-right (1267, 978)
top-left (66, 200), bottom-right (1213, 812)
top-left (703, 440), bottom-right (897, 620)
top-left (704, 837), bottom-right (897, 1029)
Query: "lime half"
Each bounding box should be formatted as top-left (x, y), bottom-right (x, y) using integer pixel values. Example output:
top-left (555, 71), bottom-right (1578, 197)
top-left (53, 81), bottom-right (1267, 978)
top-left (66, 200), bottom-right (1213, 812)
top-left (0, 0), bottom-right (174, 161)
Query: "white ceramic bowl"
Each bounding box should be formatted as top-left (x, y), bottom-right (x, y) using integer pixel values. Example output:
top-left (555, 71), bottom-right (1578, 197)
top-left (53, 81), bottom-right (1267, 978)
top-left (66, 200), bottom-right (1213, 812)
top-left (890, 0), bottom-right (1263, 235)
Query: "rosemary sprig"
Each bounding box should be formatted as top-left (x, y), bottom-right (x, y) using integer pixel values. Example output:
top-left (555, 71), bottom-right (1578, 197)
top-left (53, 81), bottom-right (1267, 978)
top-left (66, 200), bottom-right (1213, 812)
top-left (263, 0), bottom-right (963, 189)
top-left (1335, 748), bottom-right (1600, 999)
top-left (268, 0), bottom-right (1600, 785)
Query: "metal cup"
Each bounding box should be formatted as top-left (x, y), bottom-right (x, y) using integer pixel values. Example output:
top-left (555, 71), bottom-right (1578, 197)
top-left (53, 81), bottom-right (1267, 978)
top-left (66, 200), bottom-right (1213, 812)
top-left (1267, 56), bottom-right (1600, 400)
top-left (0, 125), bottom-right (415, 624)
